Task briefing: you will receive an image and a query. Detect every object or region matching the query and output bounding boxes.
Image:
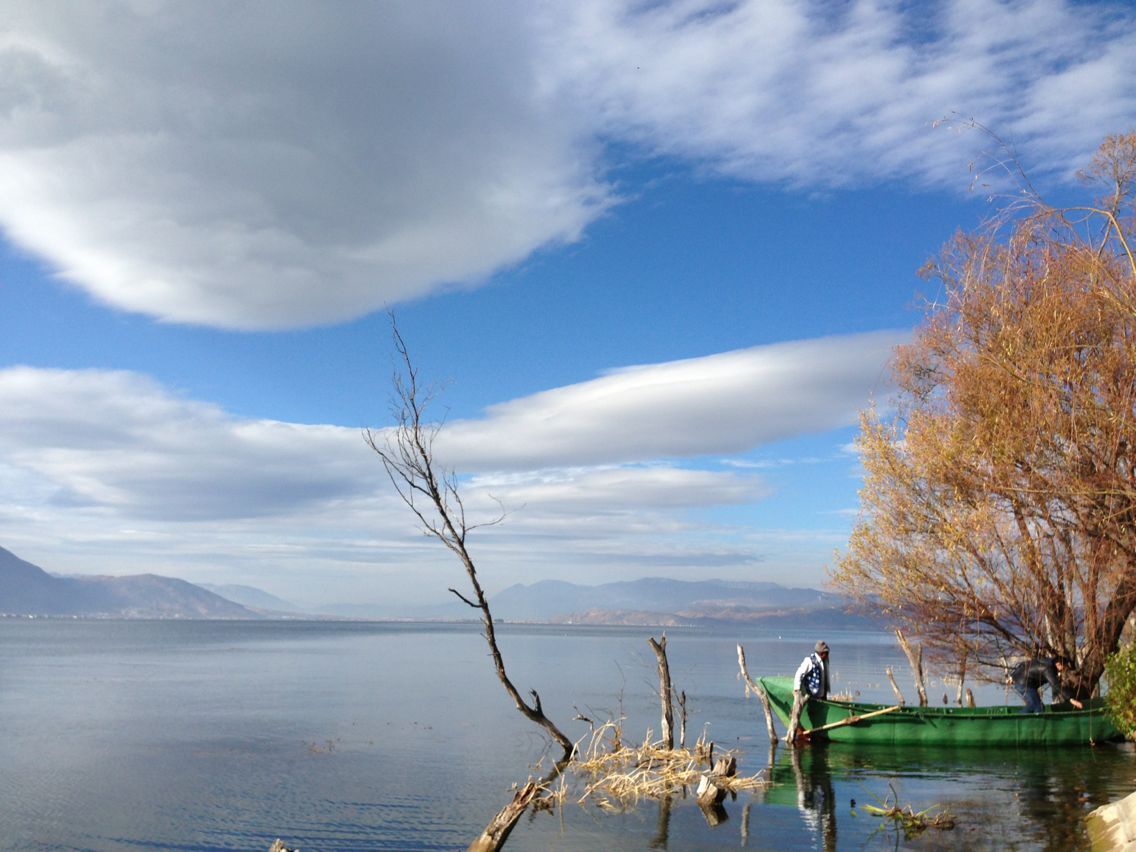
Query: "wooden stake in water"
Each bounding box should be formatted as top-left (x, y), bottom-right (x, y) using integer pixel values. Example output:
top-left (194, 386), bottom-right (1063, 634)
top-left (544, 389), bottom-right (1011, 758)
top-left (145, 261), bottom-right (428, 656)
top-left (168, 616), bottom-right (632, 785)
top-left (648, 634), bottom-right (675, 750)
top-left (896, 629), bottom-right (928, 706)
top-left (737, 643), bottom-right (778, 743)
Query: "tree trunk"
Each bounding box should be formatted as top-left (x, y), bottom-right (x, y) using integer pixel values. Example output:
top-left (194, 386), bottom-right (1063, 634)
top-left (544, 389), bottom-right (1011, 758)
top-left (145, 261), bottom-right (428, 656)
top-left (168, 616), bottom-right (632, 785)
top-left (896, 629), bottom-right (928, 706)
top-left (955, 652), bottom-right (968, 706)
top-left (467, 781), bottom-right (540, 852)
top-left (737, 642), bottom-right (778, 743)
top-left (885, 666), bottom-right (906, 706)
top-left (677, 690), bottom-right (688, 749)
top-left (648, 635), bottom-right (675, 749)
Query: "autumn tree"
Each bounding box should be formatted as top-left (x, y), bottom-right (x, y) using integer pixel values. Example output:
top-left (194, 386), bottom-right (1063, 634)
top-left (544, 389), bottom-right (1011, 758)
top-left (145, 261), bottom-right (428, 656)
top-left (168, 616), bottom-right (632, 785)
top-left (832, 133), bottom-right (1136, 697)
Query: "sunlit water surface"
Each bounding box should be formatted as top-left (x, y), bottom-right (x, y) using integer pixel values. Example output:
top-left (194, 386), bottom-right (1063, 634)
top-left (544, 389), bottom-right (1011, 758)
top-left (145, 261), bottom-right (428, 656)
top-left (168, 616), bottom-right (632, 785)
top-left (0, 619), bottom-right (1131, 850)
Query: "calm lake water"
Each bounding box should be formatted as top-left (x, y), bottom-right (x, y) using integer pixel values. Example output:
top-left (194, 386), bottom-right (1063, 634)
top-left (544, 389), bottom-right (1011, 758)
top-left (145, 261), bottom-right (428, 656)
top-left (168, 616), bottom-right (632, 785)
top-left (0, 619), bottom-right (1132, 850)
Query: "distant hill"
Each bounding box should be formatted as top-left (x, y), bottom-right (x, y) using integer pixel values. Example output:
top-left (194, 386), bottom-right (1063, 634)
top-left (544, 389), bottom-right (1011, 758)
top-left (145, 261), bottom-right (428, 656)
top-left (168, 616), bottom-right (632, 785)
top-left (478, 577), bottom-right (883, 628)
top-left (313, 576), bottom-right (881, 625)
top-left (1, 545), bottom-right (880, 626)
top-left (0, 546), bottom-right (260, 619)
top-left (200, 583), bottom-right (300, 613)
top-left (547, 604), bottom-right (882, 629)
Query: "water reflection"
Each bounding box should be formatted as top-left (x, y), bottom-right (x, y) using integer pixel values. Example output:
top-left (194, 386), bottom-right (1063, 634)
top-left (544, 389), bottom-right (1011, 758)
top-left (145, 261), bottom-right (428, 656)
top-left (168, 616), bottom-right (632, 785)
top-left (759, 743), bottom-right (838, 849)
top-left (650, 794), bottom-right (671, 848)
top-left (754, 739), bottom-right (1135, 850)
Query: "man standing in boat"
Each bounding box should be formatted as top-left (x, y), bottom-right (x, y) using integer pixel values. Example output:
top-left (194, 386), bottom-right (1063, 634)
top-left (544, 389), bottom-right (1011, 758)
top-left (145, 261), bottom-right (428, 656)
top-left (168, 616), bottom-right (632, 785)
top-left (785, 640), bottom-right (830, 743)
top-left (1010, 656), bottom-right (1083, 713)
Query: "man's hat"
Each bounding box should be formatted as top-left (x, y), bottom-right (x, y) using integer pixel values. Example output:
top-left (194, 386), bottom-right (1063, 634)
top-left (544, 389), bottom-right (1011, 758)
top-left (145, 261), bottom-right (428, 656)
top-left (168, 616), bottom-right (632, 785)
top-left (815, 641), bottom-right (829, 654)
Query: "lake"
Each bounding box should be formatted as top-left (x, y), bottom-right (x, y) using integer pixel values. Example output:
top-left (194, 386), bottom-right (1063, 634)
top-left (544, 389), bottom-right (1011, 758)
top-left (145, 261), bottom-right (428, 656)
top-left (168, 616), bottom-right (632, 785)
top-left (0, 619), bottom-right (1131, 850)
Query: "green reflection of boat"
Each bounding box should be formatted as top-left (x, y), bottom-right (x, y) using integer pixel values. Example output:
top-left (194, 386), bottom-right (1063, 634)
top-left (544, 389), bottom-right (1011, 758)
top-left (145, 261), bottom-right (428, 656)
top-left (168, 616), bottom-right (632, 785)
top-left (756, 676), bottom-right (1122, 746)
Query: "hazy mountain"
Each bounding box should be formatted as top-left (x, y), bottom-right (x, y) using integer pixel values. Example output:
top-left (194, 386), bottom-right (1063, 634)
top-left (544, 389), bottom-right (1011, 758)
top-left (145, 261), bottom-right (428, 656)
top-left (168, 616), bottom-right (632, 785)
top-left (0, 546), bottom-right (259, 619)
top-left (314, 576), bottom-right (878, 625)
top-left (2, 544), bottom-right (876, 625)
top-left (547, 604), bottom-right (883, 629)
top-left (488, 577), bottom-right (850, 623)
top-left (200, 583), bottom-right (300, 612)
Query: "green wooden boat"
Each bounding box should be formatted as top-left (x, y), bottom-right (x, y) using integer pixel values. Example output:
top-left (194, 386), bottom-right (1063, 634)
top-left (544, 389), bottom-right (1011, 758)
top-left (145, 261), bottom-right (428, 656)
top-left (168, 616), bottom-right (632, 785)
top-left (756, 675), bottom-right (1122, 747)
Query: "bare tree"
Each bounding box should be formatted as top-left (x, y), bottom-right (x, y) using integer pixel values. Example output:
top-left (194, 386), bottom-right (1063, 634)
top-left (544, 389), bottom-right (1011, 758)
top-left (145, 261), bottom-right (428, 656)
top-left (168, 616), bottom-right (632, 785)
top-left (365, 319), bottom-right (573, 760)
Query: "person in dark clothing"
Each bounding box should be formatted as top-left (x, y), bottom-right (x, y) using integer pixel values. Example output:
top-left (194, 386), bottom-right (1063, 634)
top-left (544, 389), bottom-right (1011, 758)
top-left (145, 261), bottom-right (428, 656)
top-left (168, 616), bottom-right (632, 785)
top-left (1010, 657), bottom-right (1084, 713)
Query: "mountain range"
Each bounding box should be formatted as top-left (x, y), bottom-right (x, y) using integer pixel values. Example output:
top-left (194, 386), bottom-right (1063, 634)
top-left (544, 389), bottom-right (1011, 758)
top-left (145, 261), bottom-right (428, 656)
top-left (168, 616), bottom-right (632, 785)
top-left (0, 545), bottom-right (877, 626)
top-left (486, 577), bottom-right (879, 628)
top-left (0, 546), bottom-right (259, 619)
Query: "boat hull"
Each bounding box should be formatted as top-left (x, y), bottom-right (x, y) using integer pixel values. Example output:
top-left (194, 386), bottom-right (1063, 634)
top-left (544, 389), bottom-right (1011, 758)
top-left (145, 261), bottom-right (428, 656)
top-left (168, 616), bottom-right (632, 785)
top-left (756, 676), bottom-right (1122, 746)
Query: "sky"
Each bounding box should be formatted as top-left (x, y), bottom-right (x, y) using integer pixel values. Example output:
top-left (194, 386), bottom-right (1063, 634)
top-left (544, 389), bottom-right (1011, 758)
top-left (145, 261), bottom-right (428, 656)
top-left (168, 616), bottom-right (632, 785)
top-left (1, 0), bottom-right (1135, 610)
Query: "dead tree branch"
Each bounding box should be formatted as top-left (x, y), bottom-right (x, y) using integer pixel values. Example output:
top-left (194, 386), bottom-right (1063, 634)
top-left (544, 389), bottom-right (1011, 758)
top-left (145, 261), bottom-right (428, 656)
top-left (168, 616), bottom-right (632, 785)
top-left (366, 317), bottom-right (573, 761)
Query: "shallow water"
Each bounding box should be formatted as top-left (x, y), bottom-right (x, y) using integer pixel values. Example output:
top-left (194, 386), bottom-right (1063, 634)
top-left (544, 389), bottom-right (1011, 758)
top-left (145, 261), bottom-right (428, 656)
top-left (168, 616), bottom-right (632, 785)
top-left (0, 619), bottom-right (1131, 850)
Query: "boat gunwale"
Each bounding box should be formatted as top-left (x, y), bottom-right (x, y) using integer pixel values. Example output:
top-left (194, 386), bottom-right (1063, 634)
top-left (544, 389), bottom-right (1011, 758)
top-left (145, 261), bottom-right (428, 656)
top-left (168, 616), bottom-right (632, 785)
top-left (756, 675), bottom-right (1107, 721)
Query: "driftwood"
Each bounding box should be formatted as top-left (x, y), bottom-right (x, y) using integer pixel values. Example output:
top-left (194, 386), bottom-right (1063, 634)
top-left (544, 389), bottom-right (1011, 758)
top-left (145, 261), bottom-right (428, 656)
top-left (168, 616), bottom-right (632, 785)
top-left (895, 630), bottom-right (928, 706)
top-left (648, 635), bottom-right (675, 749)
top-left (696, 753), bottom-right (737, 822)
top-left (467, 781), bottom-right (540, 852)
top-left (885, 666), bottom-right (906, 705)
top-left (737, 643), bottom-right (778, 743)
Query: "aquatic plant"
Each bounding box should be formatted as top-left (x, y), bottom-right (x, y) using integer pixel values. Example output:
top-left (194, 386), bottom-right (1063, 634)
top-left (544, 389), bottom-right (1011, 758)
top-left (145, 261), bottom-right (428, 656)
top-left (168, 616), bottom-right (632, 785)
top-left (860, 783), bottom-right (955, 840)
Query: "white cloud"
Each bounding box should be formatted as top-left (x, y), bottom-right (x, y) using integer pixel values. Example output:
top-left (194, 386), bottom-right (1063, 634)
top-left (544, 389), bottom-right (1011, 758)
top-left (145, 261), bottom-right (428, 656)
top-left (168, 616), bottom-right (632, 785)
top-left (555, 0), bottom-right (1136, 188)
top-left (432, 330), bottom-right (901, 469)
top-left (0, 1), bottom-right (1133, 329)
top-left (0, 366), bottom-right (371, 521)
top-left (0, 334), bottom-right (885, 599)
top-left (0, 1), bottom-right (607, 329)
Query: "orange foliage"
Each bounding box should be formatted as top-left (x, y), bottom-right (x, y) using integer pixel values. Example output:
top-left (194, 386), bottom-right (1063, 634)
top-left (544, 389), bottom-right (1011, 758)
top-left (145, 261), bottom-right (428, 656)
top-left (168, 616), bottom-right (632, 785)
top-left (832, 133), bottom-right (1136, 696)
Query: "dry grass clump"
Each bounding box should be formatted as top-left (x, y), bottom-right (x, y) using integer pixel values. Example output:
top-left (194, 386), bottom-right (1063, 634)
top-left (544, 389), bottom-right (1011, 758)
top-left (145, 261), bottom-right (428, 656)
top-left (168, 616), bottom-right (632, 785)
top-left (565, 722), bottom-right (768, 809)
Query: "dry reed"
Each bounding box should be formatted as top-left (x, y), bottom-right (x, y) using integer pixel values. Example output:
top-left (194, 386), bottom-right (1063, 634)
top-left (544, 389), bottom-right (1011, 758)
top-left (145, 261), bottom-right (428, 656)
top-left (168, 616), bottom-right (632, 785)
top-left (565, 722), bottom-right (769, 809)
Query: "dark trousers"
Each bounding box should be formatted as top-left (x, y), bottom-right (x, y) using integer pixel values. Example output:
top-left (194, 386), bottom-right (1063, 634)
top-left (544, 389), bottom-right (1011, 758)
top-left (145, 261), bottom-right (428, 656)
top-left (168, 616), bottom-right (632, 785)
top-left (1015, 682), bottom-right (1044, 713)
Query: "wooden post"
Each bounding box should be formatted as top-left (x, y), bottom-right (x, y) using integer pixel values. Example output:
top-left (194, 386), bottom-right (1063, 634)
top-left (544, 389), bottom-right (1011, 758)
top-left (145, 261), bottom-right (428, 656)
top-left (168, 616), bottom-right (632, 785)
top-left (955, 652), bottom-right (968, 706)
top-left (895, 629), bottom-right (928, 706)
top-left (737, 643), bottom-right (778, 743)
top-left (678, 690), bottom-right (688, 749)
top-left (885, 666), bottom-right (906, 706)
top-left (649, 634), bottom-right (675, 749)
top-left (468, 781), bottom-right (540, 852)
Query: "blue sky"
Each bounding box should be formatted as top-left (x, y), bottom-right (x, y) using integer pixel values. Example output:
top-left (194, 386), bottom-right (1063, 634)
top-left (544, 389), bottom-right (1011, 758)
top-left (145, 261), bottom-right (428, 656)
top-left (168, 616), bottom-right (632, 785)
top-left (1, 0), bottom-right (1134, 609)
